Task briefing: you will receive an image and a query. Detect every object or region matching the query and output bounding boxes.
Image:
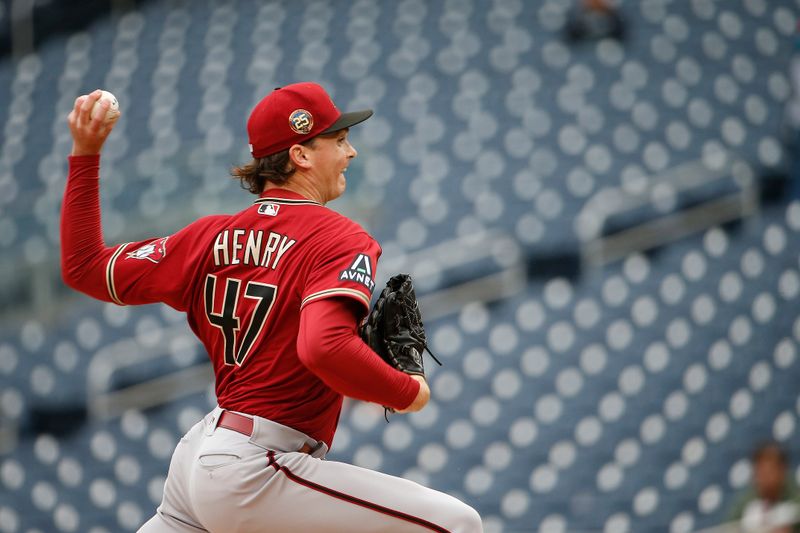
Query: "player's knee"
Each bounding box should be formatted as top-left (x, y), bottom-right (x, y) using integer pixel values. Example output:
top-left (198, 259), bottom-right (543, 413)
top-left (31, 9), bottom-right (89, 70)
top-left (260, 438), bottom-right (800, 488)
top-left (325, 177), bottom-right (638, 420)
top-left (450, 501), bottom-right (483, 533)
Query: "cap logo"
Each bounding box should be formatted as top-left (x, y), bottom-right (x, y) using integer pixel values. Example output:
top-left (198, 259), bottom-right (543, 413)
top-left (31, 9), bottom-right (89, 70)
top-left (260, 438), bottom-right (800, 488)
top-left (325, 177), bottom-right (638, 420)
top-left (289, 109), bottom-right (313, 134)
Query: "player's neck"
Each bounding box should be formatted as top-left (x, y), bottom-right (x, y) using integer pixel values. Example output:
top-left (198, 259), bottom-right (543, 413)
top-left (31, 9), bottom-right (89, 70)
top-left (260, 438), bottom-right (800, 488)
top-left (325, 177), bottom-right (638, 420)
top-left (263, 179), bottom-right (327, 205)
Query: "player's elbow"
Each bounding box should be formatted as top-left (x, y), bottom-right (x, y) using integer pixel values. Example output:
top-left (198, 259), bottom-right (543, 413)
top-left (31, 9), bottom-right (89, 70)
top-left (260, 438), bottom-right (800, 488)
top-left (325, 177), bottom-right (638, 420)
top-left (298, 307), bottom-right (349, 371)
top-left (60, 258), bottom-right (105, 301)
top-left (60, 247), bottom-right (84, 286)
top-left (296, 343), bottom-right (321, 372)
top-left (60, 261), bottom-right (83, 292)
top-left (296, 333), bottom-right (329, 373)
top-left (298, 337), bottom-right (344, 374)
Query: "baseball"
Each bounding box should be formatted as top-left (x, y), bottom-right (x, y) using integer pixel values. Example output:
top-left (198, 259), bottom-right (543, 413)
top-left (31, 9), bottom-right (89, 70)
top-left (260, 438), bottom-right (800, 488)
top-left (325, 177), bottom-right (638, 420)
top-left (92, 90), bottom-right (120, 122)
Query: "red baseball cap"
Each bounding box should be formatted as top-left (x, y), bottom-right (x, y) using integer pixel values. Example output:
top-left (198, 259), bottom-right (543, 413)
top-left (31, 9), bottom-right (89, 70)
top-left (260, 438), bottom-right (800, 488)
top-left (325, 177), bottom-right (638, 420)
top-left (247, 82), bottom-right (373, 158)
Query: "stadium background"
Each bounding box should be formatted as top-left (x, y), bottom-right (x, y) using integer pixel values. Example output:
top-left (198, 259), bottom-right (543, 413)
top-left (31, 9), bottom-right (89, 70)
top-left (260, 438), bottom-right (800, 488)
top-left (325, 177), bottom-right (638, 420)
top-left (1, 0), bottom-right (800, 531)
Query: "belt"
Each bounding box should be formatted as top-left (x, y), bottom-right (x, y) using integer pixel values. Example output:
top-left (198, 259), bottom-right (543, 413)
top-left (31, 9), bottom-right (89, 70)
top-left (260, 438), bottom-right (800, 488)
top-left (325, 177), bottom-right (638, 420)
top-left (217, 410), bottom-right (313, 454)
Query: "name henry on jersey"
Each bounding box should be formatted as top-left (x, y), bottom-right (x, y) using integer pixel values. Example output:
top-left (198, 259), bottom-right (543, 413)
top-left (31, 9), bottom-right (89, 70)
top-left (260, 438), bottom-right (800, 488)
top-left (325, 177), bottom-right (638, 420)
top-left (213, 229), bottom-right (296, 269)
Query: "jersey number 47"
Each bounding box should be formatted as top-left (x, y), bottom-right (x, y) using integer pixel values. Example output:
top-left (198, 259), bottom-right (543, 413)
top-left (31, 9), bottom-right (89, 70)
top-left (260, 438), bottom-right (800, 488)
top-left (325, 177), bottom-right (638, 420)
top-left (204, 274), bottom-right (277, 366)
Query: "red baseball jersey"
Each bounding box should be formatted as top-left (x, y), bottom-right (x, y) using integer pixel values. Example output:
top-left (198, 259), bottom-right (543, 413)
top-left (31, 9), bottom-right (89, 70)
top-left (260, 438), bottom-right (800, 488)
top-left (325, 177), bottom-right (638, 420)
top-left (100, 188), bottom-right (382, 444)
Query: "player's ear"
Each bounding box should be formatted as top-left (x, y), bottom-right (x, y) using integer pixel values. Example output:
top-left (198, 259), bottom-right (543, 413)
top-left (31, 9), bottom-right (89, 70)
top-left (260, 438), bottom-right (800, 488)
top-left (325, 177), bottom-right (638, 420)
top-left (288, 144), bottom-right (313, 170)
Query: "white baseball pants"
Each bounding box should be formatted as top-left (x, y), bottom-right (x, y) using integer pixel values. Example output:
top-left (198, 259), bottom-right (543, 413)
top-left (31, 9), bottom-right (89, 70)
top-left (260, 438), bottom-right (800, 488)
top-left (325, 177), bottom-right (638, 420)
top-left (137, 406), bottom-right (483, 533)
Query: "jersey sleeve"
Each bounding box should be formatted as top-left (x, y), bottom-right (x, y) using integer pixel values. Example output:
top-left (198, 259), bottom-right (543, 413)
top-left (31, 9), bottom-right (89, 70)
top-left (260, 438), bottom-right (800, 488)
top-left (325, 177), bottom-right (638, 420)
top-left (107, 216), bottom-right (223, 310)
top-left (297, 297), bottom-right (419, 410)
top-left (301, 231), bottom-right (381, 314)
top-left (61, 155), bottom-right (220, 311)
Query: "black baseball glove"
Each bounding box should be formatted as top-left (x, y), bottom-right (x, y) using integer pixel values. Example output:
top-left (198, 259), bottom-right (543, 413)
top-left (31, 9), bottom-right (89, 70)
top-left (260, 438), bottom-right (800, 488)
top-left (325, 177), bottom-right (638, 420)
top-left (361, 273), bottom-right (441, 380)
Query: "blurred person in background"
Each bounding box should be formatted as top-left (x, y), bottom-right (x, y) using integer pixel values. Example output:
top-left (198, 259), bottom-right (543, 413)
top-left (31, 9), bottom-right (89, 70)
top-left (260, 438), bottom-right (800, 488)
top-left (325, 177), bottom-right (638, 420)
top-left (729, 442), bottom-right (800, 533)
top-left (563, 0), bottom-right (627, 43)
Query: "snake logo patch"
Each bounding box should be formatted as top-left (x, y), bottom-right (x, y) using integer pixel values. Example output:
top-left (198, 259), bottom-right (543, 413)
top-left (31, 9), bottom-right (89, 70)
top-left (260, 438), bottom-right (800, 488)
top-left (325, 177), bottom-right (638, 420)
top-left (289, 109), bottom-right (313, 134)
top-left (339, 253), bottom-right (375, 293)
top-left (126, 237), bottom-right (168, 263)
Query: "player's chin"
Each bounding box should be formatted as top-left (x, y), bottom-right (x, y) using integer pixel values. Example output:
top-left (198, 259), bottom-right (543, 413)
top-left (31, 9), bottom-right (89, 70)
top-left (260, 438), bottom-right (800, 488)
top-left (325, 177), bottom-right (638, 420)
top-left (324, 177), bottom-right (346, 203)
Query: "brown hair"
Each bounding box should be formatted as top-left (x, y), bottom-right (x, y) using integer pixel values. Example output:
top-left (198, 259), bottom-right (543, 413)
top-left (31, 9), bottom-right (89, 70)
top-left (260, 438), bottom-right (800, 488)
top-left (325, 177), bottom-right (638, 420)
top-left (753, 441), bottom-right (788, 465)
top-left (231, 138), bottom-right (316, 194)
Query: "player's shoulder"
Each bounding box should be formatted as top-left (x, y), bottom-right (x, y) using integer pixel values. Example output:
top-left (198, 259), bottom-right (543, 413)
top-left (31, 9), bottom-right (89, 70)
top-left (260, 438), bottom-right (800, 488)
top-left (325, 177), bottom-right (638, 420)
top-left (318, 208), bottom-right (371, 237)
top-left (185, 214), bottom-right (232, 234)
top-left (173, 214), bottom-right (234, 248)
top-left (195, 213), bottom-right (232, 226)
top-left (313, 209), bottom-right (380, 254)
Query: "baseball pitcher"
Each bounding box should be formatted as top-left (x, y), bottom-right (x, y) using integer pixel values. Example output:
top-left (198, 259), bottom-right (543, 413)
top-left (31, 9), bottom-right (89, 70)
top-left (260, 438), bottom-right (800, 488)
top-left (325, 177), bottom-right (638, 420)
top-left (61, 84), bottom-right (482, 532)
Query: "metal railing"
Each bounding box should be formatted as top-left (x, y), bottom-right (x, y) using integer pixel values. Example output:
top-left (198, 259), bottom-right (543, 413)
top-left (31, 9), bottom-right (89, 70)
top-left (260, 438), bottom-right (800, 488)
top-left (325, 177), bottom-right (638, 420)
top-left (576, 150), bottom-right (760, 267)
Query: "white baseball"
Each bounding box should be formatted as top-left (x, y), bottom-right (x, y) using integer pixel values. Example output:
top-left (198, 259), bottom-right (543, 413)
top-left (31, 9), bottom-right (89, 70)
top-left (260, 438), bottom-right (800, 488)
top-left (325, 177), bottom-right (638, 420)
top-left (92, 90), bottom-right (120, 122)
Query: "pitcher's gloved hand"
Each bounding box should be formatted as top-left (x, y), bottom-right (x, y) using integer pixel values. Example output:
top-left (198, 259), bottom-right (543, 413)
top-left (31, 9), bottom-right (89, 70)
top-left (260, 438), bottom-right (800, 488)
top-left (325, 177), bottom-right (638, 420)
top-left (361, 274), bottom-right (441, 418)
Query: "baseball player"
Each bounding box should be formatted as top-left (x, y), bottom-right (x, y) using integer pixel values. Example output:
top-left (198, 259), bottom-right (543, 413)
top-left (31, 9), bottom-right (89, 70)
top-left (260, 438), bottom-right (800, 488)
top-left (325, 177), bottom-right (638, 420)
top-left (62, 84), bottom-right (483, 532)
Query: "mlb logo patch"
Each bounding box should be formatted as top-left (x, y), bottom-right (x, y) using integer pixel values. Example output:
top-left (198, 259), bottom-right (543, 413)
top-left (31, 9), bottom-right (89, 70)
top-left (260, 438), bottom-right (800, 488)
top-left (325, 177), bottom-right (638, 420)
top-left (258, 203), bottom-right (280, 217)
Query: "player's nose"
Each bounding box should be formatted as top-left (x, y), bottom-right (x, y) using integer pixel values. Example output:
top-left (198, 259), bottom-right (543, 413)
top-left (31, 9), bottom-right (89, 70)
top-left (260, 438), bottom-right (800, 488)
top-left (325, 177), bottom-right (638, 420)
top-left (347, 140), bottom-right (357, 159)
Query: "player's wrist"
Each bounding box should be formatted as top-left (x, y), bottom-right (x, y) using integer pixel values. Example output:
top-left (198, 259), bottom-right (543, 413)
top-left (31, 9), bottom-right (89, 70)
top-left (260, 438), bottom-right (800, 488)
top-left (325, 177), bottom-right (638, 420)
top-left (397, 374), bottom-right (429, 413)
top-left (71, 143), bottom-right (102, 157)
top-left (409, 374), bottom-right (427, 385)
